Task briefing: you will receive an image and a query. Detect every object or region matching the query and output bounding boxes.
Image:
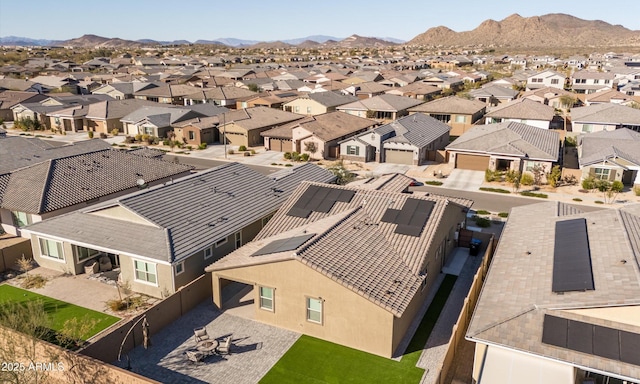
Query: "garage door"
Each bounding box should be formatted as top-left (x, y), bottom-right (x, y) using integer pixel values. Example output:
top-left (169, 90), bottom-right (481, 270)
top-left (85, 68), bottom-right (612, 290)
top-left (455, 153), bottom-right (490, 171)
top-left (385, 149), bottom-right (414, 165)
top-left (269, 138), bottom-right (292, 152)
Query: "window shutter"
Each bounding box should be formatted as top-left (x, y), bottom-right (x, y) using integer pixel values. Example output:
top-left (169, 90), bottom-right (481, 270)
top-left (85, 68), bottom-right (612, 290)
top-left (609, 169), bottom-right (616, 181)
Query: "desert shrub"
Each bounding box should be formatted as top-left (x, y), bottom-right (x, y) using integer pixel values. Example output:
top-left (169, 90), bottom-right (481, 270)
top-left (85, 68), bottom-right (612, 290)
top-left (484, 169), bottom-right (496, 182)
top-left (227, 149), bottom-right (234, 155)
top-left (141, 133), bottom-right (150, 142)
top-left (283, 152), bottom-right (292, 160)
top-left (111, 128), bottom-right (119, 136)
top-left (186, 145), bottom-right (193, 150)
top-left (198, 143), bottom-right (207, 150)
top-left (425, 180), bottom-right (443, 186)
top-left (300, 153), bottom-right (310, 161)
top-left (498, 212), bottom-right (509, 218)
top-left (547, 165), bottom-right (562, 188)
top-left (595, 200), bottom-right (604, 204)
top-left (162, 139), bottom-right (170, 146)
top-left (479, 187), bottom-right (510, 194)
top-left (476, 210), bottom-right (491, 215)
top-left (21, 274), bottom-right (48, 289)
top-left (238, 145), bottom-right (247, 151)
top-left (99, 132), bottom-right (107, 139)
top-left (87, 131), bottom-right (94, 139)
top-left (284, 163), bottom-right (293, 167)
top-left (124, 136), bottom-right (135, 144)
top-left (565, 136), bottom-right (577, 147)
top-left (635, 186), bottom-right (640, 196)
top-left (291, 151), bottom-right (301, 162)
top-left (243, 151), bottom-right (251, 156)
top-left (520, 191), bottom-right (548, 198)
top-left (473, 216), bottom-right (491, 228)
top-left (250, 149), bottom-right (256, 155)
top-left (520, 173), bottom-right (534, 186)
top-left (581, 176), bottom-right (596, 190)
top-left (573, 198), bottom-right (582, 202)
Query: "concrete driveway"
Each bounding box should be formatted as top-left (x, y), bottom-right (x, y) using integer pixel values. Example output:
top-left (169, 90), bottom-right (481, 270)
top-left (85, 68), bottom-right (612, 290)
top-left (441, 169), bottom-right (485, 191)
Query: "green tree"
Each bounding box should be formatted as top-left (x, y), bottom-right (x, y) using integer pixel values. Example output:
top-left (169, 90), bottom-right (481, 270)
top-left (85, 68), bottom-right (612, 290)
top-left (247, 83), bottom-right (260, 92)
top-left (328, 161), bottom-right (355, 185)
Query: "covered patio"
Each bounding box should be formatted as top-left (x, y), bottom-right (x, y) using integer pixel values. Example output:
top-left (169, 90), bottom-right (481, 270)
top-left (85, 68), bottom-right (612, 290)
top-left (112, 300), bottom-right (300, 384)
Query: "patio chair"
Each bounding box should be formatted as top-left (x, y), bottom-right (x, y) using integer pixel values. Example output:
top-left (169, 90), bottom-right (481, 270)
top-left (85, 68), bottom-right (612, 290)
top-left (185, 350), bottom-right (205, 365)
top-left (194, 327), bottom-right (209, 343)
top-left (217, 335), bottom-right (232, 355)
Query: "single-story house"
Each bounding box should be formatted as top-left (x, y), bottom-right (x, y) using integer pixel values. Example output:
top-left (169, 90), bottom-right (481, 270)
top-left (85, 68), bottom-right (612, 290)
top-left (484, 98), bottom-right (555, 129)
top-left (467, 201), bottom-right (640, 384)
top-left (0, 91), bottom-right (48, 121)
top-left (408, 96), bottom-right (486, 136)
top-left (261, 112), bottom-right (377, 159)
top-left (385, 82), bottom-right (442, 101)
top-left (336, 94), bottom-right (424, 122)
top-left (446, 121), bottom-right (559, 175)
top-left (340, 113), bottom-right (450, 165)
top-left (520, 87), bottom-right (578, 110)
top-left (571, 104), bottom-right (640, 133)
top-left (583, 89), bottom-right (636, 106)
top-left (468, 85), bottom-right (519, 106)
top-left (282, 92), bottom-right (358, 116)
top-left (23, 162), bottom-right (336, 298)
top-left (219, 106), bottom-right (305, 147)
top-left (206, 181), bottom-right (473, 358)
top-left (577, 128), bottom-right (640, 186)
top-left (91, 82), bottom-right (158, 100)
top-left (133, 83), bottom-right (203, 105)
top-left (183, 87), bottom-right (257, 107)
top-left (83, 99), bottom-right (160, 134)
top-left (120, 105), bottom-right (205, 138)
top-left (0, 150), bottom-right (193, 237)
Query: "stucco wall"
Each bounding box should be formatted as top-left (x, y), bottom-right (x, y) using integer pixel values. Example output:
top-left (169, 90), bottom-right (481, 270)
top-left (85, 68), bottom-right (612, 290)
top-left (213, 260), bottom-right (395, 357)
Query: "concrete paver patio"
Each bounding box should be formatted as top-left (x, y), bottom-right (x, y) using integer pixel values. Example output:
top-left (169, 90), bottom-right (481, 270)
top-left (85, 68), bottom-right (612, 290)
top-left (112, 300), bottom-right (300, 384)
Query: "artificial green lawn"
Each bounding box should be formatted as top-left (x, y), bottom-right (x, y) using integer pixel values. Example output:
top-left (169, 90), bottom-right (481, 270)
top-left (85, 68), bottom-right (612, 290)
top-left (260, 274), bottom-right (458, 384)
top-left (0, 284), bottom-right (120, 340)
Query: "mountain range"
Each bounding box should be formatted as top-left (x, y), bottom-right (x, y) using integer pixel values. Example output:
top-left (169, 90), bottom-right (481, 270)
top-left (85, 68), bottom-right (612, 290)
top-left (408, 13), bottom-right (640, 47)
top-left (2, 14), bottom-right (639, 49)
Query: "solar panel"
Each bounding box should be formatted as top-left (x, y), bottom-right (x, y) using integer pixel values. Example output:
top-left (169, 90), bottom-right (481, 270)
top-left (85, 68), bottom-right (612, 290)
top-left (381, 209), bottom-right (400, 223)
top-left (380, 199), bottom-right (434, 237)
top-left (620, 330), bottom-right (640, 366)
top-left (593, 325), bottom-right (620, 361)
top-left (567, 319), bottom-right (593, 354)
top-left (552, 218), bottom-right (595, 293)
top-left (252, 233), bottom-right (315, 257)
top-left (286, 186), bottom-right (355, 218)
top-left (543, 315), bottom-right (640, 366)
top-left (542, 315), bottom-right (568, 348)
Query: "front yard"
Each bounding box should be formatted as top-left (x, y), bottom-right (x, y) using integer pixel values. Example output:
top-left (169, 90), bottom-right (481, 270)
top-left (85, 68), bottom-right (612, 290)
top-left (0, 284), bottom-right (120, 342)
top-left (259, 275), bottom-right (458, 384)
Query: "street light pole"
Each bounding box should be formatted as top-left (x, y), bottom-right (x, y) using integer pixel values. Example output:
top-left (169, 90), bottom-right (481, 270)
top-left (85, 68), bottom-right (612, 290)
top-left (223, 112), bottom-right (227, 159)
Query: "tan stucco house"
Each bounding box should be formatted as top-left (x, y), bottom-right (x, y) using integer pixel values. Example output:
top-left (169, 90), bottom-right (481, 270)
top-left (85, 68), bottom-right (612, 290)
top-left (282, 92), bottom-right (358, 116)
top-left (219, 106), bottom-right (305, 147)
top-left (206, 181), bottom-right (473, 358)
top-left (577, 128), bottom-right (640, 186)
top-left (23, 163), bottom-right (335, 298)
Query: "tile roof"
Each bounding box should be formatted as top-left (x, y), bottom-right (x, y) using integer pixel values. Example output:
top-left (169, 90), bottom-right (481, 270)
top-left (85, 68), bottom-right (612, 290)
top-left (221, 106), bottom-right (304, 131)
top-left (1, 150), bottom-right (193, 214)
top-left (579, 128), bottom-right (640, 167)
top-left (85, 99), bottom-right (160, 120)
top-left (0, 137), bottom-right (111, 174)
top-left (262, 112), bottom-right (376, 142)
top-left (408, 96), bottom-right (485, 115)
top-left (0, 91), bottom-right (47, 109)
top-left (305, 91), bottom-right (358, 107)
top-left (571, 103), bottom-right (640, 125)
top-left (25, 162), bottom-right (335, 263)
top-left (207, 181), bottom-right (473, 317)
top-left (446, 122), bottom-right (560, 161)
top-left (382, 113), bottom-right (450, 148)
top-left (469, 85), bottom-right (519, 99)
top-left (184, 86), bottom-right (257, 101)
top-left (485, 98), bottom-right (555, 121)
top-left (337, 94), bottom-right (424, 112)
top-left (346, 173), bottom-right (413, 193)
top-left (584, 89), bottom-right (634, 104)
top-left (120, 105), bottom-right (204, 126)
top-left (467, 202), bottom-right (640, 379)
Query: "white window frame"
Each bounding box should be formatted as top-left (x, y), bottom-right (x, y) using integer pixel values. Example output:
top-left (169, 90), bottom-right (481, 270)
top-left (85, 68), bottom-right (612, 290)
top-left (235, 232), bottom-right (242, 249)
top-left (175, 261), bottom-right (184, 276)
top-left (593, 167), bottom-right (610, 180)
top-left (346, 145), bottom-right (359, 156)
top-left (582, 124), bottom-right (593, 133)
top-left (306, 297), bottom-right (323, 324)
top-left (204, 245), bottom-right (214, 259)
top-left (259, 286), bottom-right (274, 311)
top-left (188, 131), bottom-right (195, 140)
top-left (73, 245), bottom-right (99, 263)
top-left (455, 115), bottom-right (466, 123)
top-left (215, 238), bottom-right (228, 248)
top-left (551, 78), bottom-right (559, 85)
top-left (133, 259), bottom-right (158, 286)
top-left (38, 237), bottom-right (65, 262)
top-left (306, 106), bottom-right (312, 114)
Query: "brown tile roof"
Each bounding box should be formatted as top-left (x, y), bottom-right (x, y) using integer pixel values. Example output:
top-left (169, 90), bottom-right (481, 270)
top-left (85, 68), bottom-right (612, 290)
top-left (409, 96), bottom-right (485, 115)
top-left (346, 173), bottom-right (413, 192)
top-left (485, 98), bottom-right (555, 121)
top-left (208, 181), bottom-right (473, 317)
top-left (467, 202), bottom-right (640, 379)
top-left (222, 106), bottom-right (305, 131)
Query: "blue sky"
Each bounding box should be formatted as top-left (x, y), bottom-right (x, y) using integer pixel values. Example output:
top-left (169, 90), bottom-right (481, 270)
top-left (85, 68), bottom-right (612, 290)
top-left (1, 0), bottom-right (638, 42)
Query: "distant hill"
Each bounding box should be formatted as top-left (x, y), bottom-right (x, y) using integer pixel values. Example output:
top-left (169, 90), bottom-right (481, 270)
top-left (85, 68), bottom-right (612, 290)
top-left (59, 34), bottom-right (148, 48)
top-left (0, 36), bottom-right (53, 46)
top-left (193, 39), bottom-right (226, 45)
top-left (327, 34), bottom-right (397, 48)
top-left (408, 13), bottom-right (640, 47)
top-left (283, 35), bottom-right (342, 45)
top-left (214, 38), bottom-right (260, 47)
top-left (297, 40), bottom-right (322, 48)
top-left (246, 41), bottom-right (294, 50)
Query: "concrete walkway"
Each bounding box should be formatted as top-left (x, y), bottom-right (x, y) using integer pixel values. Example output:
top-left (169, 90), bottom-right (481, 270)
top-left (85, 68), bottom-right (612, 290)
top-left (112, 300), bottom-right (300, 384)
top-left (441, 169), bottom-right (485, 191)
top-left (418, 250), bottom-right (483, 384)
